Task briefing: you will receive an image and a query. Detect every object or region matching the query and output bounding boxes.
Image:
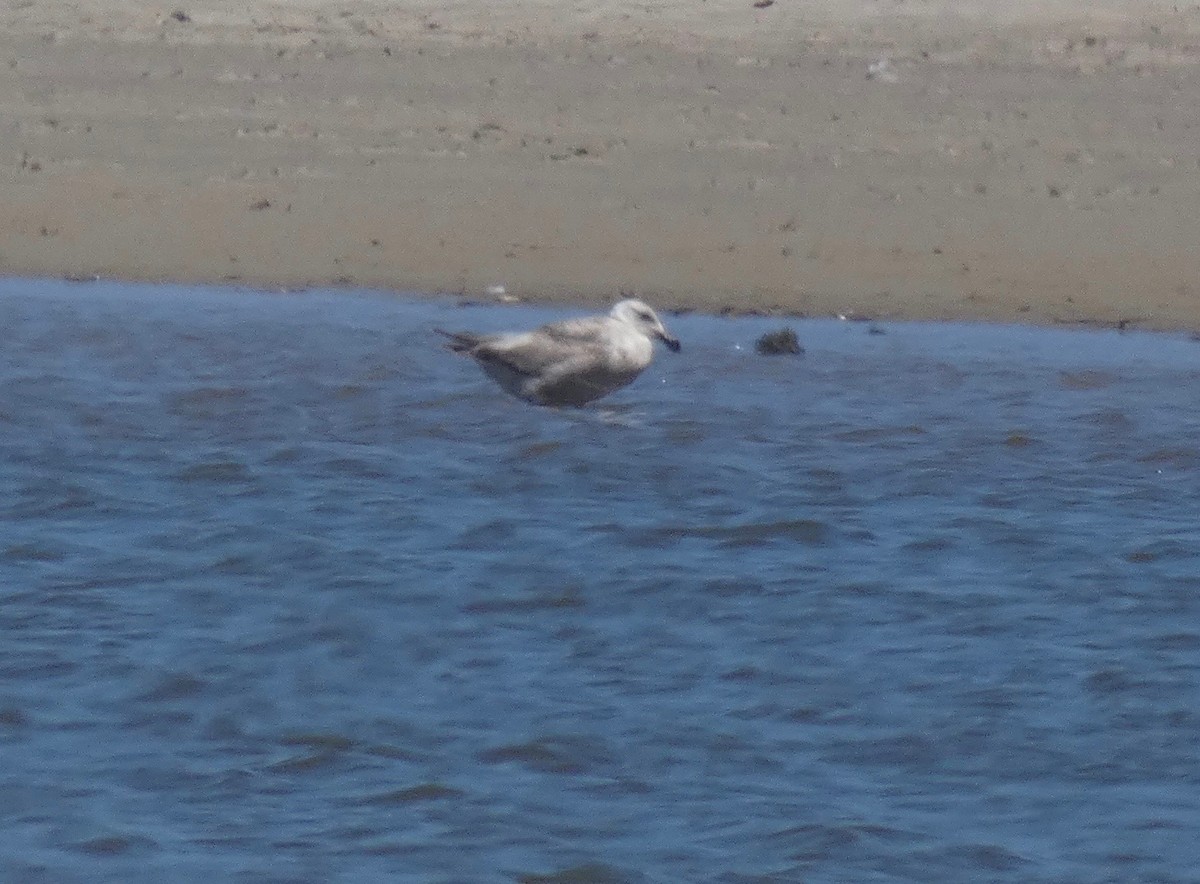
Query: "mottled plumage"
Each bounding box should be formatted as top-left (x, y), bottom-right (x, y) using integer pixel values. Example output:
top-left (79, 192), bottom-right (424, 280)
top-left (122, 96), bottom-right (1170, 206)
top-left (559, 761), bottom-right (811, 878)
top-left (437, 299), bottom-right (680, 406)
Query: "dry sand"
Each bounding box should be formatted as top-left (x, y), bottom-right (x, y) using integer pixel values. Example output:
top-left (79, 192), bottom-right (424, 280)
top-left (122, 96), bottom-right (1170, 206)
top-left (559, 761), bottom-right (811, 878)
top-left (2, 0), bottom-right (1199, 329)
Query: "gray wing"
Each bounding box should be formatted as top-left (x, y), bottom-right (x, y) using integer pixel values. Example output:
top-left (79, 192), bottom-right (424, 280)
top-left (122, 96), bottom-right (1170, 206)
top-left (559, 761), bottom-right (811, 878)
top-left (525, 351), bottom-right (642, 406)
top-left (472, 317), bottom-right (614, 379)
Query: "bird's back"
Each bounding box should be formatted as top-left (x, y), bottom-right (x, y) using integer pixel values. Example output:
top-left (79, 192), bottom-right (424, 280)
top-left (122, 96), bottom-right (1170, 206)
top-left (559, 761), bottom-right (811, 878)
top-left (439, 309), bottom-right (661, 406)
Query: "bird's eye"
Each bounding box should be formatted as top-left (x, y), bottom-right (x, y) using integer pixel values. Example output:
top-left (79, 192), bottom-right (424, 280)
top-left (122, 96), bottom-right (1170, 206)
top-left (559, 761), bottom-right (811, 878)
top-left (639, 312), bottom-right (654, 322)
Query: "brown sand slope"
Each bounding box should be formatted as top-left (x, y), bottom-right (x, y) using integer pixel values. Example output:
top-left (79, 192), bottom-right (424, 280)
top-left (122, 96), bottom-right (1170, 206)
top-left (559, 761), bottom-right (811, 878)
top-left (2, 0), bottom-right (1199, 328)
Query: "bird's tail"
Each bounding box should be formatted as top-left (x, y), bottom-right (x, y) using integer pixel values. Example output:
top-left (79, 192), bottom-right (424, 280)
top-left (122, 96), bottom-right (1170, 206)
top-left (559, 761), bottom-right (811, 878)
top-left (434, 328), bottom-right (483, 353)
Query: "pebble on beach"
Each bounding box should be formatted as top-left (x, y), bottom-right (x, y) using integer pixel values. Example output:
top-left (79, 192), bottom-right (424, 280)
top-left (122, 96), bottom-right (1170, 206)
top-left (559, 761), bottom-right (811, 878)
top-left (754, 327), bottom-right (803, 355)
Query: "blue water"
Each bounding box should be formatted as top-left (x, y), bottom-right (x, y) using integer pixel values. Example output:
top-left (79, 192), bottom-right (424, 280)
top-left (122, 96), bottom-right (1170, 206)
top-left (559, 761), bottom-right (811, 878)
top-left (2, 278), bottom-right (1200, 883)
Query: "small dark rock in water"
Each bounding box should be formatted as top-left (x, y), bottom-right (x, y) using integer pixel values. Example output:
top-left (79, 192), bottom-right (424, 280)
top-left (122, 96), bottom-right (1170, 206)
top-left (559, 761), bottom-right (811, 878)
top-left (755, 328), bottom-right (803, 355)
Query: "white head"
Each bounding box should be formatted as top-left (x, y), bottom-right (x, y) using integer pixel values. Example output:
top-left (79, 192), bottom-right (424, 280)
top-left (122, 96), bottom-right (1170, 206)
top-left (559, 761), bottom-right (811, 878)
top-left (610, 298), bottom-right (681, 352)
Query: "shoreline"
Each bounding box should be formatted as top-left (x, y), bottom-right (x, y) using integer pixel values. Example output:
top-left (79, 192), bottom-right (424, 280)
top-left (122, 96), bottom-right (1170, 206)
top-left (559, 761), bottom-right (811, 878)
top-left (15, 272), bottom-right (1199, 343)
top-left (2, 1), bottom-right (1199, 331)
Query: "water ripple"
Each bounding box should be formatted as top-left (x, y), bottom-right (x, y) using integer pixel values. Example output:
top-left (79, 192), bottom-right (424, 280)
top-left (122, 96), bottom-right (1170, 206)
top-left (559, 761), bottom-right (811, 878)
top-left (2, 279), bottom-right (1200, 881)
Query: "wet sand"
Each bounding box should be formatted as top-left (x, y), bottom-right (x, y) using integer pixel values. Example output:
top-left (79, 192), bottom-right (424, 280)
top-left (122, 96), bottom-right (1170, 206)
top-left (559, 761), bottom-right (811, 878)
top-left (2, 0), bottom-right (1199, 329)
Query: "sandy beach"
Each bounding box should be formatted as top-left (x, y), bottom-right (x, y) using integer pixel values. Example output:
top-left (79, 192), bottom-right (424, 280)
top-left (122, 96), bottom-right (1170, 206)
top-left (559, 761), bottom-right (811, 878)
top-left (2, 0), bottom-right (1199, 329)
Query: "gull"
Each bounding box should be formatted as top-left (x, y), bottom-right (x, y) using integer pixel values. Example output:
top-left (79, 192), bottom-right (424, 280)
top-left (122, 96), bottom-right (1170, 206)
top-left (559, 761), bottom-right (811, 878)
top-left (437, 298), bottom-right (681, 406)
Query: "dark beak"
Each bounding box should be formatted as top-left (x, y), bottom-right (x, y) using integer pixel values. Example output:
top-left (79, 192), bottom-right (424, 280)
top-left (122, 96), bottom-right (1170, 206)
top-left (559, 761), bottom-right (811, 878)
top-left (660, 332), bottom-right (681, 352)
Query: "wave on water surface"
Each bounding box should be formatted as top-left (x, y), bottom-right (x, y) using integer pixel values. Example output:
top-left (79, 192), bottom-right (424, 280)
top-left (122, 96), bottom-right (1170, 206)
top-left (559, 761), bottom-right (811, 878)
top-left (2, 279), bottom-right (1200, 881)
